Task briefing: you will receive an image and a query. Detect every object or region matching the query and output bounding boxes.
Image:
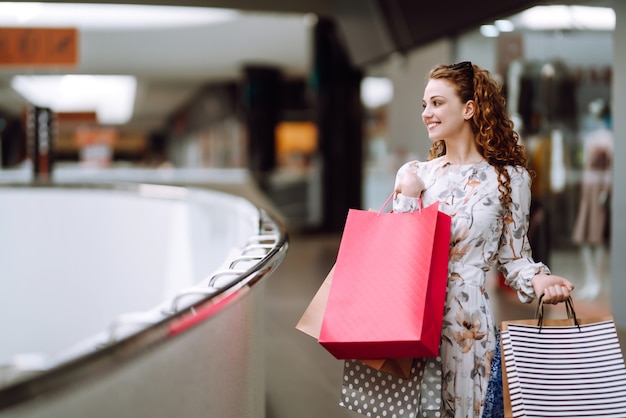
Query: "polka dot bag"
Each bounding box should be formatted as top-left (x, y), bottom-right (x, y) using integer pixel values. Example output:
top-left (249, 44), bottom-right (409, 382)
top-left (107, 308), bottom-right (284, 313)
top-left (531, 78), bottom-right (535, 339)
top-left (339, 358), bottom-right (442, 418)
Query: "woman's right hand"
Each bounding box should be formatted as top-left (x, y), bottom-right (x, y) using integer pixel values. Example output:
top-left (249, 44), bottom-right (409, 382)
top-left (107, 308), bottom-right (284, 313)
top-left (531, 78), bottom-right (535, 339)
top-left (531, 274), bottom-right (575, 304)
top-left (395, 171), bottom-right (425, 198)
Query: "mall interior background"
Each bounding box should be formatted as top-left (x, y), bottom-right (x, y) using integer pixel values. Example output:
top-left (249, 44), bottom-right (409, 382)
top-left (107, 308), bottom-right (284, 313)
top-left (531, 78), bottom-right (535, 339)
top-left (0, 0), bottom-right (626, 416)
top-left (1, 2), bottom-right (626, 415)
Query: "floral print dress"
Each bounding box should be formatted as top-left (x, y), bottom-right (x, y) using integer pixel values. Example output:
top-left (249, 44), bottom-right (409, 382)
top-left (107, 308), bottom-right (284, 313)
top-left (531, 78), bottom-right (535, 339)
top-left (393, 157), bottom-right (550, 418)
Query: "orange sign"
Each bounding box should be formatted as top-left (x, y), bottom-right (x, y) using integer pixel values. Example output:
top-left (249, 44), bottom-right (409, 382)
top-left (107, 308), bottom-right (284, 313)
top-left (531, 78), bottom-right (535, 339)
top-left (74, 127), bottom-right (119, 146)
top-left (0, 28), bottom-right (78, 66)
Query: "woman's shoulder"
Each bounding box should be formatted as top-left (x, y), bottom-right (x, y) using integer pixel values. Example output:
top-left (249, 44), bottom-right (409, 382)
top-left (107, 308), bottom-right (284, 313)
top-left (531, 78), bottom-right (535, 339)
top-left (503, 164), bottom-right (532, 184)
top-left (503, 164), bottom-right (530, 175)
top-left (398, 157), bottom-right (444, 171)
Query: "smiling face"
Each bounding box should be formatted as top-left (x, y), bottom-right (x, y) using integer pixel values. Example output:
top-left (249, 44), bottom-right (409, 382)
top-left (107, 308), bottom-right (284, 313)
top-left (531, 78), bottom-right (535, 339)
top-left (421, 78), bottom-right (474, 142)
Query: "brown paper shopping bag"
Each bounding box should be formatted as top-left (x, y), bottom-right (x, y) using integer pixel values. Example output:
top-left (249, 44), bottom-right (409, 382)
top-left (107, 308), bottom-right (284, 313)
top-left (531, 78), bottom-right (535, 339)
top-left (295, 265), bottom-right (335, 339)
top-left (296, 265), bottom-right (413, 378)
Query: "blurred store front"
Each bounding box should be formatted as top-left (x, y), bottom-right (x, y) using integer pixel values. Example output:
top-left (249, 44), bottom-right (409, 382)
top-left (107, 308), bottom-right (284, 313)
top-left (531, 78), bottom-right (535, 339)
top-left (360, 4), bottom-right (616, 306)
top-left (0, 2), bottom-right (621, 306)
top-left (1, 3), bottom-right (625, 416)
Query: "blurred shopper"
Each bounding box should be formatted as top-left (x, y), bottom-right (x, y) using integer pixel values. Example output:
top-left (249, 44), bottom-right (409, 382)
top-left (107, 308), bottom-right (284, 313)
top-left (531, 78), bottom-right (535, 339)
top-left (393, 61), bottom-right (574, 417)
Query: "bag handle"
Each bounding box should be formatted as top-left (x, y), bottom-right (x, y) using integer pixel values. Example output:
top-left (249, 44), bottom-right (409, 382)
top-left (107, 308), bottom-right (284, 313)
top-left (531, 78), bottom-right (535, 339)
top-left (377, 192), bottom-right (422, 216)
top-left (535, 294), bottom-right (581, 332)
top-left (377, 192), bottom-right (395, 215)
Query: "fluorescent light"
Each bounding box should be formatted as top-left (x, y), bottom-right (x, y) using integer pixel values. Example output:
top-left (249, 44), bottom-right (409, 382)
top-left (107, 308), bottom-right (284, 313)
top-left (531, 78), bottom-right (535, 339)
top-left (519, 5), bottom-right (615, 31)
top-left (480, 25), bottom-right (499, 38)
top-left (0, 2), bottom-right (239, 30)
top-left (570, 6), bottom-right (615, 30)
top-left (361, 77), bottom-right (393, 109)
top-left (495, 20), bottom-right (515, 32)
top-left (11, 75), bottom-right (137, 124)
top-left (0, 2), bottom-right (43, 24)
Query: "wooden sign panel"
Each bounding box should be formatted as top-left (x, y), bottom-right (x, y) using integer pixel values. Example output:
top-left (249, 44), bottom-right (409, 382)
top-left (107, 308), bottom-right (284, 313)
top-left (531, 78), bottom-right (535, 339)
top-left (0, 27), bottom-right (78, 66)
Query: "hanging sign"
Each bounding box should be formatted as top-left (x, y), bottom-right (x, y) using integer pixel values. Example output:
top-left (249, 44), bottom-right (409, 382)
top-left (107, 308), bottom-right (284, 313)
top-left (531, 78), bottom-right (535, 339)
top-left (0, 27), bottom-right (78, 66)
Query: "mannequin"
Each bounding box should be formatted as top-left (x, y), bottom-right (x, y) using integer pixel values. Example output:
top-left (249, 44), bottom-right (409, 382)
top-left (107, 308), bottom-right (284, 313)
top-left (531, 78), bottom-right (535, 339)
top-left (571, 98), bottom-right (613, 300)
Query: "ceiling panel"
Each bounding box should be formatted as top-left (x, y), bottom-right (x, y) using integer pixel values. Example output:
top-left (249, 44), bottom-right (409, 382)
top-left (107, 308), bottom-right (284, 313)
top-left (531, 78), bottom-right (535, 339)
top-left (1, 0), bottom-right (605, 136)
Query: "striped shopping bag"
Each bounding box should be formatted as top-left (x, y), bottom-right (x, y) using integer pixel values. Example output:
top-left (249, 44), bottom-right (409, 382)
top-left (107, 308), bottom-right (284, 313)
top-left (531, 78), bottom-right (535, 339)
top-left (501, 297), bottom-right (626, 417)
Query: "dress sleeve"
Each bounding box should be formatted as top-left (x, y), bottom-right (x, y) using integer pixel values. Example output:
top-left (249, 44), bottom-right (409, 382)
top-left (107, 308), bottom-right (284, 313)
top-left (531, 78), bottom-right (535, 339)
top-left (392, 161), bottom-right (421, 213)
top-left (497, 167), bottom-right (551, 303)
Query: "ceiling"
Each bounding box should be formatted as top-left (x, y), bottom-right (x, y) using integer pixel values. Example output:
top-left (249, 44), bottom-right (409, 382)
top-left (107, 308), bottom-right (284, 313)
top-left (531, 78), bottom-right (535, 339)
top-left (0, 0), bottom-right (605, 137)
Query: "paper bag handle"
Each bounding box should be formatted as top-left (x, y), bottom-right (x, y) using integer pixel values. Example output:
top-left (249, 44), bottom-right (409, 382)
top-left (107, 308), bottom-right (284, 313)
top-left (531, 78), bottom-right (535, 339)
top-left (535, 295), bottom-right (580, 332)
top-left (377, 192), bottom-right (394, 215)
top-left (378, 192), bottom-right (422, 216)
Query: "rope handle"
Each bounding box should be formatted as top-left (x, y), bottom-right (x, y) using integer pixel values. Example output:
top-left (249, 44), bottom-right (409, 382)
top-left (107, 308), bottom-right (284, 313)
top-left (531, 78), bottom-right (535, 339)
top-left (535, 294), bottom-right (581, 332)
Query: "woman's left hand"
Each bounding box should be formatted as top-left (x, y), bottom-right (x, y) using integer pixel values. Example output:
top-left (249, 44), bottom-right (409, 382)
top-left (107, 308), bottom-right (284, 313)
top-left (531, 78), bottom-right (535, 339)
top-left (531, 274), bottom-right (575, 304)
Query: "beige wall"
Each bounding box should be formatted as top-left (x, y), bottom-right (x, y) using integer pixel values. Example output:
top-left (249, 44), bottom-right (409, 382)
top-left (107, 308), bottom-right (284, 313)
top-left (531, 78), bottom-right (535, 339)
top-left (383, 39), bottom-right (453, 165)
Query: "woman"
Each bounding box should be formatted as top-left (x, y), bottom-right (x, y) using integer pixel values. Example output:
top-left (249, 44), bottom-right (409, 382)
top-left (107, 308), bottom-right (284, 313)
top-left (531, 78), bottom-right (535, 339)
top-left (393, 62), bottom-right (574, 417)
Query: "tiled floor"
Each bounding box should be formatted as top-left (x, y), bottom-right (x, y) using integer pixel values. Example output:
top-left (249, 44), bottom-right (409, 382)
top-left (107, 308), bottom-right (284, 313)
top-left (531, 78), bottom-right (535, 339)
top-left (264, 231), bottom-right (615, 418)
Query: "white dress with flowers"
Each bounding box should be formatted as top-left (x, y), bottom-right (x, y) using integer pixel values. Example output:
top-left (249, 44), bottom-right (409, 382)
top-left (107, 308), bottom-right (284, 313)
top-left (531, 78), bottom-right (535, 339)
top-left (393, 157), bottom-right (549, 418)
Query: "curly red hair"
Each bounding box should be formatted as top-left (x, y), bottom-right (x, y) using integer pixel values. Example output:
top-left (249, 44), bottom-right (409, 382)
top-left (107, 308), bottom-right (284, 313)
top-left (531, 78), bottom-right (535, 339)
top-left (426, 62), bottom-right (529, 209)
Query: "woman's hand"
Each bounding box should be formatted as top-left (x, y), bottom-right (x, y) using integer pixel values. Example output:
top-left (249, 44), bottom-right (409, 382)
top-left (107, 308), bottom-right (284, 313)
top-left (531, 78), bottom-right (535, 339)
top-left (531, 274), bottom-right (575, 304)
top-left (395, 171), bottom-right (425, 198)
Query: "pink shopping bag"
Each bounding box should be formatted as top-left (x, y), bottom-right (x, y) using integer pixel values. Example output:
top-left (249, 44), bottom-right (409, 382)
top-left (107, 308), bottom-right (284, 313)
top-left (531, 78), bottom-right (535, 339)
top-left (318, 201), bottom-right (451, 359)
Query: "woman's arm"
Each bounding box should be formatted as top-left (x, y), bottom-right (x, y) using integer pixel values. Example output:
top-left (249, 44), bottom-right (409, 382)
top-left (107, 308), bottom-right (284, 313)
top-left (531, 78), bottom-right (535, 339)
top-left (498, 167), bottom-right (573, 304)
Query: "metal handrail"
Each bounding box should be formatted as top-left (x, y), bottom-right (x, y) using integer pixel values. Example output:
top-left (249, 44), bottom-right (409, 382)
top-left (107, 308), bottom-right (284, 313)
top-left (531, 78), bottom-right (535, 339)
top-left (0, 182), bottom-right (289, 411)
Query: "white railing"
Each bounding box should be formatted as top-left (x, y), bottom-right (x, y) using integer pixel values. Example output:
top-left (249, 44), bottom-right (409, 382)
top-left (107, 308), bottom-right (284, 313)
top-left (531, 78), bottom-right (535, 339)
top-left (0, 182), bottom-right (288, 418)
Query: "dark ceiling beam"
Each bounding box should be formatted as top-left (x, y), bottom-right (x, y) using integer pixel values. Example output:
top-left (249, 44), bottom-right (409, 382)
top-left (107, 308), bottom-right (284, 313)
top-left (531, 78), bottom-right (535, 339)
top-left (32, 0), bottom-right (607, 67)
top-left (377, 0), bottom-right (556, 53)
top-left (34, 0), bottom-right (334, 15)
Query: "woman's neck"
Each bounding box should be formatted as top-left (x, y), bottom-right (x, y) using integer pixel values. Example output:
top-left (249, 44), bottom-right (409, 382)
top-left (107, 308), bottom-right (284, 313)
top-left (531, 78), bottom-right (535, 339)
top-left (442, 141), bottom-right (483, 165)
top-left (442, 154), bottom-right (484, 165)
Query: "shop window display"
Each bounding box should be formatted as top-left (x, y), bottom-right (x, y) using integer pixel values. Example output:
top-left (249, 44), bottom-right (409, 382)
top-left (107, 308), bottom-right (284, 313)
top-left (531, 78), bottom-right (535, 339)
top-left (502, 49), bottom-right (612, 304)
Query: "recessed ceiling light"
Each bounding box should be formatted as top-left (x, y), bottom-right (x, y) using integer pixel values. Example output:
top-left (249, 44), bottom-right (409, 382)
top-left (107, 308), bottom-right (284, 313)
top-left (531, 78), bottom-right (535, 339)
top-left (11, 75), bottom-right (137, 124)
top-left (518, 5), bottom-right (615, 31)
top-left (480, 25), bottom-right (499, 38)
top-left (495, 20), bottom-right (515, 32)
top-left (0, 2), bottom-right (239, 30)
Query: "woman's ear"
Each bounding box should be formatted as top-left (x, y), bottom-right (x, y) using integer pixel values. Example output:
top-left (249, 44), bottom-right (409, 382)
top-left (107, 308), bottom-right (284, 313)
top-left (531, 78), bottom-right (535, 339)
top-left (464, 100), bottom-right (476, 120)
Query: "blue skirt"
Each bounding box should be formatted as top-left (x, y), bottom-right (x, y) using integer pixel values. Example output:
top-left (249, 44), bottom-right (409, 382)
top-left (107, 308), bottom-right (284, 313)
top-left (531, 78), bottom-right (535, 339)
top-left (482, 329), bottom-right (504, 418)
